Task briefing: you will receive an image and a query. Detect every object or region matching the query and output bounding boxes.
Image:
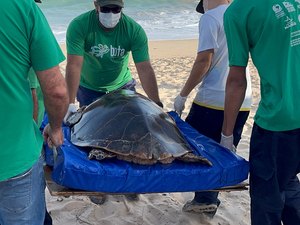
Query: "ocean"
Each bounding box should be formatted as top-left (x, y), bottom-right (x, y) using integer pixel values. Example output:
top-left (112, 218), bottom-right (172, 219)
top-left (38, 0), bottom-right (200, 43)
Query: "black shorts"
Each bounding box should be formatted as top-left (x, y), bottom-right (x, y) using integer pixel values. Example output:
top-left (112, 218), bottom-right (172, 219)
top-left (185, 103), bottom-right (249, 146)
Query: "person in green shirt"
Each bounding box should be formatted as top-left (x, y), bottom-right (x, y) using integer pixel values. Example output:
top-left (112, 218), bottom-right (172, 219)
top-left (0, 0), bottom-right (69, 224)
top-left (64, 0), bottom-right (162, 204)
top-left (222, 0), bottom-right (300, 224)
top-left (64, 0), bottom-right (162, 117)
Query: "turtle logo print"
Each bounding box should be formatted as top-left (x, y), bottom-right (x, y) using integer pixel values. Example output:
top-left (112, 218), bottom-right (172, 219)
top-left (90, 44), bottom-right (109, 58)
top-left (90, 44), bottom-right (125, 58)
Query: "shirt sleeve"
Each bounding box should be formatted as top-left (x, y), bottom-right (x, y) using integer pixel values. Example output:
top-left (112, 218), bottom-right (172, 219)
top-left (29, 4), bottom-right (65, 71)
top-left (198, 15), bottom-right (219, 52)
top-left (223, 6), bottom-right (249, 67)
top-left (66, 17), bottom-right (86, 56)
top-left (131, 25), bottom-right (150, 63)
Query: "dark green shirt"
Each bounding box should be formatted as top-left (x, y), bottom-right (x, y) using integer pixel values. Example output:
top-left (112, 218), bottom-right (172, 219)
top-left (0, 0), bottom-right (65, 181)
top-left (224, 0), bottom-right (300, 131)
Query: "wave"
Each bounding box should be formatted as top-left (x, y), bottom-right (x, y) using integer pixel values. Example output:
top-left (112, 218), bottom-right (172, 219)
top-left (39, 0), bottom-right (200, 43)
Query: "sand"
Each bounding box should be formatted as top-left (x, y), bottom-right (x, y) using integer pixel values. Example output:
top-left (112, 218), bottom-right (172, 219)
top-left (48, 39), bottom-right (261, 225)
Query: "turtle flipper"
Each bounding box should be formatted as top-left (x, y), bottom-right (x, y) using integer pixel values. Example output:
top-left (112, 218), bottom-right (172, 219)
top-left (88, 149), bottom-right (116, 160)
top-left (177, 153), bottom-right (212, 166)
top-left (65, 106), bottom-right (86, 126)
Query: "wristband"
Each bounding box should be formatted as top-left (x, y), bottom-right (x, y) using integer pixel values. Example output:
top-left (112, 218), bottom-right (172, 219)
top-left (221, 132), bottom-right (233, 139)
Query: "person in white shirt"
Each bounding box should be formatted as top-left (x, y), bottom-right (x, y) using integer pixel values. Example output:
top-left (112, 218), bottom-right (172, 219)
top-left (173, 0), bottom-right (252, 217)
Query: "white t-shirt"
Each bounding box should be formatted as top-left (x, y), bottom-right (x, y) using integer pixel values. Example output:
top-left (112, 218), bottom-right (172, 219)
top-left (194, 4), bottom-right (252, 111)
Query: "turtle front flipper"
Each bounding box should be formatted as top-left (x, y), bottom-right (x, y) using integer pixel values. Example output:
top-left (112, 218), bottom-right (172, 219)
top-left (65, 106), bottom-right (86, 126)
top-left (177, 153), bottom-right (212, 166)
top-left (88, 149), bottom-right (116, 160)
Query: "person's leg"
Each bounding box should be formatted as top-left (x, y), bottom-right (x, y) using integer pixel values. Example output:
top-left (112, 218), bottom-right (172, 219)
top-left (249, 124), bottom-right (283, 225)
top-left (0, 156), bottom-right (45, 225)
top-left (249, 124), bottom-right (300, 225)
top-left (183, 191), bottom-right (220, 216)
top-left (193, 191), bottom-right (220, 205)
top-left (282, 176), bottom-right (300, 225)
top-left (280, 129), bottom-right (300, 225)
top-left (183, 104), bottom-right (222, 215)
top-left (183, 105), bottom-right (249, 215)
top-left (185, 104), bottom-right (223, 143)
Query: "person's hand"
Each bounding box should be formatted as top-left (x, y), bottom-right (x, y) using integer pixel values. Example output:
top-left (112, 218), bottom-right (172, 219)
top-left (174, 95), bottom-right (187, 116)
top-left (220, 133), bottom-right (236, 152)
top-left (63, 103), bottom-right (79, 123)
top-left (43, 124), bottom-right (64, 148)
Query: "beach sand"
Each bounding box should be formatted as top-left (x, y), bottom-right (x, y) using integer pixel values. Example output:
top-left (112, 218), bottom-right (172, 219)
top-left (48, 39), bottom-right (260, 225)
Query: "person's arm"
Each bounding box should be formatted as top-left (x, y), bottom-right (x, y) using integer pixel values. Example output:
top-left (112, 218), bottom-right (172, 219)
top-left (180, 49), bottom-right (213, 97)
top-left (65, 54), bottom-right (84, 103)
top-left (37, 65), bottom-right (69, 147)
top-left (222, 66), bottom-right (247, 136)
top-left (135, 60), bottom-right (162, 104)
top-left (173, 50), bottom-right (213, 115)
top-left (31, 88), bottom-right (38, 123)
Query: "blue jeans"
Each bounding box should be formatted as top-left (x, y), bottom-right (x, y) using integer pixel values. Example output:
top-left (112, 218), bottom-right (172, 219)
top-left (0, 156), bottom-right (46, 225)
top-left (249, 123), bottom-right (300, 225)
top-left (77, 79), bottom-right (136, 107)
top-left (185, 103), bottom-right (249, 206)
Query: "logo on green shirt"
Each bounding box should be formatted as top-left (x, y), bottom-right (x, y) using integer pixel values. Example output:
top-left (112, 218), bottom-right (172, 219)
top-left (90, 44), bottom-right (125, 58)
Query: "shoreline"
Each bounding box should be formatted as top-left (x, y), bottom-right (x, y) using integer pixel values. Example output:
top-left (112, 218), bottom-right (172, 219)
top-left (148, 39), bottom-right (198, 59)
top-left (59, 39), bottom-right (198, 60)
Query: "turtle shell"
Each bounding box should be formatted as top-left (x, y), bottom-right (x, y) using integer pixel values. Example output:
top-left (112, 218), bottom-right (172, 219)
top-left (70, 90), bottom-right (206, 165)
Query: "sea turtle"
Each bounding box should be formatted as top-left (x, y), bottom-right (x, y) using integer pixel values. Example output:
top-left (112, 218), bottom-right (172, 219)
top-left (67, 90), bottom-right (212, 166)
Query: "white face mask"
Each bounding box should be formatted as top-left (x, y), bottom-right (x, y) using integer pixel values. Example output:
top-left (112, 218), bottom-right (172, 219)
top-left (99, 12), bottom-right (121, 28)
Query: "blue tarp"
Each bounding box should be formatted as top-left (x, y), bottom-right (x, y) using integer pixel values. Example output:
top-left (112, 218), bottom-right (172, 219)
top-left (44, 111), bottom-right (249, 193)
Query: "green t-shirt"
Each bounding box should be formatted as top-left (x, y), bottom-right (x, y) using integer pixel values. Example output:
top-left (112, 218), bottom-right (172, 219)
top-left (67, 10), bottom-right (149, 92)
top-left (0, 0), bottom-right (65, 181)
top-left (28, 69), bottom-right (45, 128)
top-left (224, 0), bottom-right (300, 131)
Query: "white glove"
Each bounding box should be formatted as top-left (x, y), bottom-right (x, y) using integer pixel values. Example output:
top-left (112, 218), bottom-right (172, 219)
top-left (174, 95), bottom-right (187, 116)
top-left (220, 133), bottom-right (236, 152)
top-left (63, 103), bottom-right (79, 123)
